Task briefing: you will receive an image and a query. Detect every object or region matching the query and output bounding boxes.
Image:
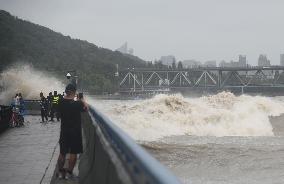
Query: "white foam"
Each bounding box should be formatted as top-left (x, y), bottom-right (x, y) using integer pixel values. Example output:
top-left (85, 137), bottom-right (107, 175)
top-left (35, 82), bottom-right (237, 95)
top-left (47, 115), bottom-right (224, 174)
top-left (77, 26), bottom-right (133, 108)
top-left (93, 92), bottom-right (284, 141)
top-left (0, 64), bottom-right (64, 104)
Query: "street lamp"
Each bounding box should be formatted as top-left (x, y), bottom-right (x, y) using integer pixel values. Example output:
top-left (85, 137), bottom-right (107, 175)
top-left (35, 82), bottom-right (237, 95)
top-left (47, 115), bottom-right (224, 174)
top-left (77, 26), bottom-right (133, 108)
top-left (66, 71), bottom-right (78, 88)
top-left (66, 72), bottom-right (71, 79)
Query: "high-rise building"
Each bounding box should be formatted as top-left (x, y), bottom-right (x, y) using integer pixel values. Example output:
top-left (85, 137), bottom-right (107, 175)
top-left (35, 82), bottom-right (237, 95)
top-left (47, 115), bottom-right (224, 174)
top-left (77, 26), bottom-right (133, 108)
top-left (238, 55), bottom-right (247, 66)
top-left (116, 42), bottom-right (128, 53)
top-left (219, 55), bottom-right (247, 67)
top-left (116, 42), bottom-right (134, 55)
top-left (258, 54), bottom-right (270, 66)
top-left (280, 54), bottom-right (284, 66)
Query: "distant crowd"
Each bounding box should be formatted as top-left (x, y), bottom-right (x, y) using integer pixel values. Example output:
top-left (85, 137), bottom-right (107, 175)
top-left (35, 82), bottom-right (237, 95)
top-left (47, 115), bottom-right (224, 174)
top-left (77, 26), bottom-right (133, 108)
top-left (39, 91), bottom-right (63, 123)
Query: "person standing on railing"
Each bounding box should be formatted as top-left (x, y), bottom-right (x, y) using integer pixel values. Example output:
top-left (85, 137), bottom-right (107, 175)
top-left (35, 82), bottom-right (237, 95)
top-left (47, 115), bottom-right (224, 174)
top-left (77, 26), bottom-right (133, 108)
top-left (56, 83), bottom-right (87, 180)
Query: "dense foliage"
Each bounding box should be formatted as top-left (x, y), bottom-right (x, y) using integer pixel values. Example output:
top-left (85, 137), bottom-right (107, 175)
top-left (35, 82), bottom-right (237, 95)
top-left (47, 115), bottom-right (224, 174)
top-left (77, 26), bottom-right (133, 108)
top-left (0, 10), bottom-right (147, 93)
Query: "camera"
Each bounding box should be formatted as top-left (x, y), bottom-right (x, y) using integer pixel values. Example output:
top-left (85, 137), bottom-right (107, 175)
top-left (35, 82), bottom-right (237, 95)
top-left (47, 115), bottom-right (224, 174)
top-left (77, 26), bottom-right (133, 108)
top-left (78, 92), bottom-right (83, 100)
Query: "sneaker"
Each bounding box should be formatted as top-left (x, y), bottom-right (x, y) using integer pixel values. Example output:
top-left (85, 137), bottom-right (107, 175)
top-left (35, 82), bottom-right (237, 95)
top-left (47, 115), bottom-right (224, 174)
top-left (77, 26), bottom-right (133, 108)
top-left (66, 171), bottom-right (79, 182)
top-left (57, 169), bottom-right (66, 180)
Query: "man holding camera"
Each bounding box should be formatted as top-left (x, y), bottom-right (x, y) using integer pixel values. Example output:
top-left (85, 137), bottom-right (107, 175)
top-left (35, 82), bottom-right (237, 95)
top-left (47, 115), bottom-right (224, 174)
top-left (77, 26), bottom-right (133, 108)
top-left (57, 83), bottom-right (87, 180)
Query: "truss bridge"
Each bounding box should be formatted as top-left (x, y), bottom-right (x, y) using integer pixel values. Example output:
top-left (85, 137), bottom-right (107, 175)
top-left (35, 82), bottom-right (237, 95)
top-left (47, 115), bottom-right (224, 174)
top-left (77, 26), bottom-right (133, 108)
top-left (118, 66), bottom-right (284, 93)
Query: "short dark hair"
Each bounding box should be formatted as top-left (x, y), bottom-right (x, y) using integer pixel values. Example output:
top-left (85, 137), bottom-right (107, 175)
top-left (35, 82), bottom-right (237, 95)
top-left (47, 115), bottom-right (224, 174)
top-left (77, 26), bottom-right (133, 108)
top-left (65, 83), bottom-right (76, 93)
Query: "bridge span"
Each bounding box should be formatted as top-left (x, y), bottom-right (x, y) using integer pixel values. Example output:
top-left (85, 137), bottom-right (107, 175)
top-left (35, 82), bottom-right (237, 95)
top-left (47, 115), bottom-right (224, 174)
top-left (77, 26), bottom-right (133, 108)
top-left (118, 66), bottom-right (284, 94)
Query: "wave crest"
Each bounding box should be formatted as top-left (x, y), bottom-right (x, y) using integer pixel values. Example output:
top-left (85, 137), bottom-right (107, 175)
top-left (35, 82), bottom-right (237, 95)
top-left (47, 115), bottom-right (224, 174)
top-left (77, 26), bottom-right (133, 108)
top-left (99, 92), bottom-right (284, 141)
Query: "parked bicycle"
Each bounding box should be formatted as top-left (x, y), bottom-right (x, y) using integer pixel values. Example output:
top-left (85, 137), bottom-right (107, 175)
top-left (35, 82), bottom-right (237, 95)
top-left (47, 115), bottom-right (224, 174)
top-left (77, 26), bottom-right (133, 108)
top-left (10, 107), bottom-right (24, 127)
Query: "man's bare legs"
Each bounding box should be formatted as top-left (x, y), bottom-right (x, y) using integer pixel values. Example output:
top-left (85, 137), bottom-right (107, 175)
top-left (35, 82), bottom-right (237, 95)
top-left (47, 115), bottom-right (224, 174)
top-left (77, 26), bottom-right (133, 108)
top-left (67, 154), bottom-right (77, 174)
top-left (57, 153), bottom-right (66, 178)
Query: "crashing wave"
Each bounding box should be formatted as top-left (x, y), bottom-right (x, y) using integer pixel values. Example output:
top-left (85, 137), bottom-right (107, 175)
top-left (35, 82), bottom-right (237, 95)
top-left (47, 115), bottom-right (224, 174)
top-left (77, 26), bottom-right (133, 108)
top-left (96, 92), bottom-right (284, 141)
top-left (0, 64), bottom-right (64, 104)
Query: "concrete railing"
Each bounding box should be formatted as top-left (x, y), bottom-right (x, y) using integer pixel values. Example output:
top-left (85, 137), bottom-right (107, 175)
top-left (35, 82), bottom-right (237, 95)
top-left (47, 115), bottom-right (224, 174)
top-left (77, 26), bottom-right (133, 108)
top-left (23, 100), bottom-right (41, 115)
top-left (0, 105), bottom-right (12, 131)
top-left (79, 105), bottom-right (181, 184)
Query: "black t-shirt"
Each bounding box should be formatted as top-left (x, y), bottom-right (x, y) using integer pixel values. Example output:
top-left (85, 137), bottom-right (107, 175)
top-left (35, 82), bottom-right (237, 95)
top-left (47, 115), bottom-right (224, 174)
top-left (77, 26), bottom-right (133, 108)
top-left (58, 98), bottom-right (85, 141)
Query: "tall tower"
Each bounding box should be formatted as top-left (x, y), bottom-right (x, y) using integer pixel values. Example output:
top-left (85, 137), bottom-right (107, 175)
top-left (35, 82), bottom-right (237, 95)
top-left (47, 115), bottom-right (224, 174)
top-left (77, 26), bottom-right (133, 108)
top-left (258, 54), bottom-right (270, 66)
top-left (116, 42), bottom-right (128, 54)
top-left (280, 54), bottom-right (284, 66)
top-left (238, 55), bottom-right (246, 66)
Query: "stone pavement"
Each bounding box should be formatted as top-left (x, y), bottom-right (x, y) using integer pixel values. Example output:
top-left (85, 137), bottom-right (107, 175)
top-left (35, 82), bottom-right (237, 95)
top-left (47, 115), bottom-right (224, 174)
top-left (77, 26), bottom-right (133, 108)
top-left (0, 116), bottom-right (60, 184)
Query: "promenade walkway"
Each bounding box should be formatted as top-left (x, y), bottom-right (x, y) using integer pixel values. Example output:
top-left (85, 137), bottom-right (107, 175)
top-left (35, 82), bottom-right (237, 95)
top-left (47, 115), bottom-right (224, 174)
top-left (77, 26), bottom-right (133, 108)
top-left (0, 116), bottom-right (60, 184)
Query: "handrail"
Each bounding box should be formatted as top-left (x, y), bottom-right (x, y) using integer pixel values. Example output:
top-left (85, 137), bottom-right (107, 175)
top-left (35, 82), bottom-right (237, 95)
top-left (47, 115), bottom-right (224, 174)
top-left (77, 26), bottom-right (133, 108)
top-left (88, 105), bottom-right (181, 184)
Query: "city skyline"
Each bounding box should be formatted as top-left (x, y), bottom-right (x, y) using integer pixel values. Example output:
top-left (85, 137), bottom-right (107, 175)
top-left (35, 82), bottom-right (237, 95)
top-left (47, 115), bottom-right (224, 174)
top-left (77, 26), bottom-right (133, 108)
top-left (1, 0), bottom-right (284, 65)
top-left (160, 53), bottom-right (284, 67)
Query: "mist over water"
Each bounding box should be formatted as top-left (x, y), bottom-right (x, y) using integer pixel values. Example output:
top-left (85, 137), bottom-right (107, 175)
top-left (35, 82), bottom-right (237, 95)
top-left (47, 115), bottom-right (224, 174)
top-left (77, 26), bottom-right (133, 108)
top-left (95, 93), bottom-right (284, 141)
top-left (0, 64), bottom-right (64, 105)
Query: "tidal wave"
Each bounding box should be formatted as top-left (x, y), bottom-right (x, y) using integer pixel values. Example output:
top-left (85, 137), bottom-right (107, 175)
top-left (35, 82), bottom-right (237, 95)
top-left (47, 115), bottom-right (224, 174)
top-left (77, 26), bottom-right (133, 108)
top-left (96, 92), bottom-right (284, 141)
top-left (0, 64), bottom-right (64, 104)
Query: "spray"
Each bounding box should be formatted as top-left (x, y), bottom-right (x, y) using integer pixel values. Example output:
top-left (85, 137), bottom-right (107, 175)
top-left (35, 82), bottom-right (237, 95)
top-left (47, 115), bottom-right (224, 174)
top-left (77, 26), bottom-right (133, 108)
top-left (94, 92), bottom-right (284, 141)
top-left (0, 64), bottom-right (65, 105)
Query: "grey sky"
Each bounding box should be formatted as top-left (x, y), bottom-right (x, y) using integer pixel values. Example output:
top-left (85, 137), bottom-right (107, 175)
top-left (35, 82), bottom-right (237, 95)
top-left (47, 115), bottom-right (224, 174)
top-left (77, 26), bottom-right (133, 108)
top-left (1, 0), bottom-right (284, 65)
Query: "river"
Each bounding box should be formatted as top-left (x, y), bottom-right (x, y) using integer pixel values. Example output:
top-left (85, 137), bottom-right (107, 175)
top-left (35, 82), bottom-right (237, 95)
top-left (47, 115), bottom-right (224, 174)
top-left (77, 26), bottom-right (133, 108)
top-left (92, 93), bottom-right (284, 184)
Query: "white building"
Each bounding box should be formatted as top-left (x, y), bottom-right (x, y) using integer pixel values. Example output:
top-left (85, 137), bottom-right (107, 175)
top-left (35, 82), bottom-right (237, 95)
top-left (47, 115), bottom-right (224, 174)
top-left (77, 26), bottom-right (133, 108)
top-left (160, 55), bottom-right (176, 66)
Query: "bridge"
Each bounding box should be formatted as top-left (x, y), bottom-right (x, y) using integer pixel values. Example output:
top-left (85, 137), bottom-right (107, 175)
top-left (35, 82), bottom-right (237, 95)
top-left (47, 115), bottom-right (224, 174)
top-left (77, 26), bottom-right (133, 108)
top-left (118, 66), bottom-right (284, 94)
top-left (0, 100), bottom-right (181, 184)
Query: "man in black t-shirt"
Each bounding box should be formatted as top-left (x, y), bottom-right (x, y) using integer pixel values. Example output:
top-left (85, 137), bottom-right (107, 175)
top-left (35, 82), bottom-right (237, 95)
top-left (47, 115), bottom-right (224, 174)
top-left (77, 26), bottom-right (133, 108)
top-left (39, 92), bottom-right (48, 122)
top-left (57, 84), bottom-right (87, 180)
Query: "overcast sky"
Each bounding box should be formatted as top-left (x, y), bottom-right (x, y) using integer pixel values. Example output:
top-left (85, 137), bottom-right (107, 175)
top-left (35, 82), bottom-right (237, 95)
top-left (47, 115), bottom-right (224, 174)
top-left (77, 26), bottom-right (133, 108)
top-left (1, 0), bottom-right (284, 65)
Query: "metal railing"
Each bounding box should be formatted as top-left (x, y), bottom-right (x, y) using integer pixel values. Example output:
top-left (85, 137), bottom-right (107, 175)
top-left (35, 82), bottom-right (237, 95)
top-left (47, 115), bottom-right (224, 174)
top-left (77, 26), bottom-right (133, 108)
top-left (79, 105), bottom-right (181, 184)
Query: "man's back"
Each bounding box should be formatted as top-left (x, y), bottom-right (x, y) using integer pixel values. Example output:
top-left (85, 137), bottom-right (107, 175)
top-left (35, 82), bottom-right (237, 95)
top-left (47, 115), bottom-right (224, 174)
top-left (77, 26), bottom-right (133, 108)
top-left (58, 98), bottom-right (84, 131)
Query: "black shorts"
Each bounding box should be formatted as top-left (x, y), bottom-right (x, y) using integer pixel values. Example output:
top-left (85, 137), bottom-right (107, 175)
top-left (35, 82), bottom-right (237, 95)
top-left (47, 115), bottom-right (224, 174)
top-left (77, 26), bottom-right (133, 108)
top-left (59, 131), bottom-right (83, 154)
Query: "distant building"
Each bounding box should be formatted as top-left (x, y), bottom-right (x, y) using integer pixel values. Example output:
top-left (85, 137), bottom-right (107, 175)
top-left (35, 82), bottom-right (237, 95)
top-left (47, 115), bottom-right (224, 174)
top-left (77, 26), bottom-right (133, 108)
top-left (219, 55), bottom-right (247, 67)
top-left (238, 55), bottom-right (247, 66)
top-left (160, 55), bottom-right (176, 66)
top-left (258, 54), bottom-right (270, 66)
top-left (128, 48), bottom-right (134, 55)
top-left (204, 60), bottom-right (216, 67)
top-left (280, 54), bottom-right (284, 66)
top-left (116, 42), bottom-right (134, 55)
top-left (219, 60), bottom-right (227, 67)
top-left (182, 60), bottom-right (202, 68)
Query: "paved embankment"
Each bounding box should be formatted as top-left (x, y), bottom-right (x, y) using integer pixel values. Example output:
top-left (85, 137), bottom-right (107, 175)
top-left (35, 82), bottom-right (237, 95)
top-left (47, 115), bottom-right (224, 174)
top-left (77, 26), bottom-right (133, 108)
top-left (0, 116), bottom-right (60, 184)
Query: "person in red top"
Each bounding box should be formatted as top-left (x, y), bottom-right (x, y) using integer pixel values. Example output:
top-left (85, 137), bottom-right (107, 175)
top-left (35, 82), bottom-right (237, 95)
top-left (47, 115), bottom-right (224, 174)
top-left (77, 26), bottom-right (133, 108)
top-left (56, 84), bottom-right (87, 180)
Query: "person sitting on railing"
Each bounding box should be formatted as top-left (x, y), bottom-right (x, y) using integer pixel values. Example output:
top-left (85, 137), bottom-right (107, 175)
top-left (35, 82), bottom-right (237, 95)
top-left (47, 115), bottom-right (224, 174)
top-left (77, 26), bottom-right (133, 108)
top-left (56, 83), bottom-right (87, 180)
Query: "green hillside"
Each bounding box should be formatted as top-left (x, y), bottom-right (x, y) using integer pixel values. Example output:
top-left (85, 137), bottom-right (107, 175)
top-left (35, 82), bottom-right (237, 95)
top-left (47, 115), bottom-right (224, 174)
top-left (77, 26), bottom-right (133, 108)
top-left (0, 10), bottom-right (147, 93)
